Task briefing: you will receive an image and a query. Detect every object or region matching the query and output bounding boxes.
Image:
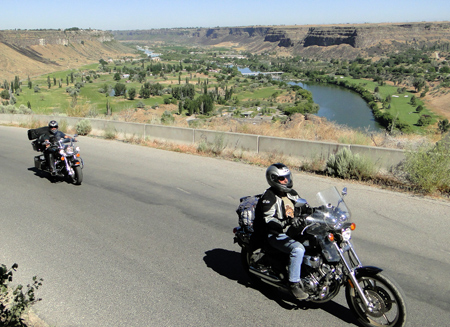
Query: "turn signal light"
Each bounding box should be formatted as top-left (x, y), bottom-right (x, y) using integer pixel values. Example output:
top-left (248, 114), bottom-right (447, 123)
top-left (61, 157), bottom-right (65, 161)
top-left (350, 223), bottom-right (356, 230)
top-left (327, 233), bottom-right (335, 242)
top-left (76, 153), bottom-right (80, 157)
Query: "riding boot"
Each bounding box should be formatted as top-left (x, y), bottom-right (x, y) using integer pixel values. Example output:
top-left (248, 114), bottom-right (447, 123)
top-left (47, 153), bottom-right (57, 175)
top-left (289, 282), bottom-right (308, 300)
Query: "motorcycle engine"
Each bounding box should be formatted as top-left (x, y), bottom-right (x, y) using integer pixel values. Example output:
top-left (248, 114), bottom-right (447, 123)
top-left (302, 263), bottom-right (344, 301)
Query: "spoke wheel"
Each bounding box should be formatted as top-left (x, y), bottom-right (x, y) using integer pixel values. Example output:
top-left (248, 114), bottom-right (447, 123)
top-left (345, 272), bottom-right (407, 327)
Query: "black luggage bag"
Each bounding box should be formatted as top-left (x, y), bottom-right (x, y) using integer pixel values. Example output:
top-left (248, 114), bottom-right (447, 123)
top-left (28, 126), bottom-right (48, 152)
top-left (27, 126), bottom-right (48, 140)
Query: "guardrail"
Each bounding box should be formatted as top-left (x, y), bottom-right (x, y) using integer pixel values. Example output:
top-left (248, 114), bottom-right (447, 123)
top-left (0, 113), bottom-right (405, 170)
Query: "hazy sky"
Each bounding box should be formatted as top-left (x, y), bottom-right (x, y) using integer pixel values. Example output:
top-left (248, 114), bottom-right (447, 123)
top-left (2, 0), bottom-right (449, 31)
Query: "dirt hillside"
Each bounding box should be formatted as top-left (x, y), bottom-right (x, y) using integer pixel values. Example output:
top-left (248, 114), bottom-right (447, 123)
top-left (0, 30), bottom-right (136, 81)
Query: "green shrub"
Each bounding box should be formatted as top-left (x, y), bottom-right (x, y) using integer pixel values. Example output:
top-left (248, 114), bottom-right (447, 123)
top-left (196, 140), bottom-right (208, 153)
top-left (417, 114), bottom-right (432, 126)
top-left (76, 119), bottom-right (92, 135)
top-left (17, 105), bottom-right (32, 114)
top-left (195, 134), bottom-right (226, 155)
top-left (438, 119), bottom-right (450, 134)
top-left (326, 147), bottom-right (375, 180)
top-left (135, 101), bottom-right (145, 109)
top-left (160, 111), bottom-right (174, 125)
top-left (403, 142), bottom-right (450, 194)
top-left (1, 263), bottom-right (43, 326)
top-left (104, 124), bottom-right (117, 139)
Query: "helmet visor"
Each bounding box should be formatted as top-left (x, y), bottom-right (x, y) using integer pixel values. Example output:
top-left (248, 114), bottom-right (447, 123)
top-left (277, 174), bottom-right (292, 185)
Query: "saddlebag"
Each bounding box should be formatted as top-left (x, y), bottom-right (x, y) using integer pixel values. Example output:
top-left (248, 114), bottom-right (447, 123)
top-left (236, 194), bottom-right (261, 233)
top-left (31, 140), bottom-right (45, 152)
top-left (34, 155), bottom-right (45, 170)
top-left (27, 126), bottom-right (48, 140)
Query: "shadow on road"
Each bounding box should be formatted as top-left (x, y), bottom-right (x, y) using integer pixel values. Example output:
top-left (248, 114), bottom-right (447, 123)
top-left (203, 248), bottom-right (360, 326)
top-left (203, 248), bottom-right (247, 286)
top-left (27, 167), bottom-right (64, 184)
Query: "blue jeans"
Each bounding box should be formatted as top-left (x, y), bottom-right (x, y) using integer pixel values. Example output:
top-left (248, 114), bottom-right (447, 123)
top-left (268, 233), bottom-right (305, 283)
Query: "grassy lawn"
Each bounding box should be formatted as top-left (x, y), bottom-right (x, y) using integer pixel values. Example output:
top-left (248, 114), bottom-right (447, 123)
top-left (14, 65), bottom-right (183, 115)
top-left (14, 62), bottom-right (289, 117)
top-left (340, 77), bottom-right (439, 133)
top-left (237, 86), bottom-right (285, 100)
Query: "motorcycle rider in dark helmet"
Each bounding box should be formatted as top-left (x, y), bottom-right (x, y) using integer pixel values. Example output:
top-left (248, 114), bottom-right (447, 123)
top-left (253, 163), bottom-right (308, 300)
top-left (38, 120), bottom-right (72, 176)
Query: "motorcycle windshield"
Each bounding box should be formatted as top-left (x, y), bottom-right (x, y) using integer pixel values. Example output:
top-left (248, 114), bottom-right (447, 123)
top-left (314, 187), bottom-right (351, 229)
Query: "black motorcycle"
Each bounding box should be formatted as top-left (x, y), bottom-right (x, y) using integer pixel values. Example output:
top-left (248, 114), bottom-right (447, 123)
top-left (233, 187), bottom-right (407, 327)
top-left (29, 129), bottom-right (84, 185)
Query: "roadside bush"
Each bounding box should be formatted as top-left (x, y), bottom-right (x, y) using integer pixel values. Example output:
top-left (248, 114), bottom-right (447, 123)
top-left (196, 134), bottom-right (226, 156)
top-left (403, 142), bottom-right (450, 194)
top-left (76, 119), bottom-right (92, 135)
top-left (160, 111), bottom-right (174, 125)
top-left (17, 105), bottom-right (32, 114)
top-left (1, 263), bottom-right (43, 326)
top-left (326, 147), bottom-right (375, 180)
top-left (104, 124), bottom-right (117, 139)
top-left (0, 105), bottom-right (19, 114)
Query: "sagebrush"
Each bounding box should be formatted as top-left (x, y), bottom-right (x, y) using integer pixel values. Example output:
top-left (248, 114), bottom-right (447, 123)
top-left (326, 147), bottom-right (375, 180)
top-left (403, 142), bottom-right (450, 193)
top-left (1, 263), bottom-right (43, 326)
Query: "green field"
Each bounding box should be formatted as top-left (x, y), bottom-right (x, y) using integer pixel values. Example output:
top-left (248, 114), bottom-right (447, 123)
top-left (339, 77), bottom-right (438, 133)
top-left (13, 61), bottom-right (291, 117)
top-left (9, 58), bottom-right (441, 134)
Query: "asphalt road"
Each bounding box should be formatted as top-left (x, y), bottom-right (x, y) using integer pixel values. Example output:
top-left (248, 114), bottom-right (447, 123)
top-left (1, 125), bottom-right (449, 327)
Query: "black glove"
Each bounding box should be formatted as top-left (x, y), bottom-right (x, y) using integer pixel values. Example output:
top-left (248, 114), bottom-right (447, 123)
top-left (290, 217), bottom-right (302, 228)
top-left (300, 204), bottom-right (314, 215)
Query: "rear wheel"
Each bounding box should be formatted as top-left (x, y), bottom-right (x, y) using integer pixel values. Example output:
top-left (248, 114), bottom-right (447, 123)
top-left (240, 247), bottom-right (262, 286)
top-left (345, 272), bottom-right (407, 327)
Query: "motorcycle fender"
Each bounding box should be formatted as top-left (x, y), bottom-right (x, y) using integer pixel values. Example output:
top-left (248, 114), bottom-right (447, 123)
top-left (353, 266), bottom-right (383, 278)
top-left (73, 157), bottom-right (84, 168)
top-left (347, 266), bottom-right (383, 297)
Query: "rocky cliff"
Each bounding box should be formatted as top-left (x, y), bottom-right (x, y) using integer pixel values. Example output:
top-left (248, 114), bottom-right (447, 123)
top-left (112, 21), bottom-right (450, 58)
top-left (0, 29), bottom-right (133, 81)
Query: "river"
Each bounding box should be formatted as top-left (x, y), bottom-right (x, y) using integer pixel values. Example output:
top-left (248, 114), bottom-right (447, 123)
top-left (238, 68), bottom-right (383, 131)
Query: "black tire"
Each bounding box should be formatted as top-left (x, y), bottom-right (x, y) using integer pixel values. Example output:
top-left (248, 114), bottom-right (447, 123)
top-left (72, 166), bottom-right (83, 185)
top-left (345, 272), bottom-right (407, 327)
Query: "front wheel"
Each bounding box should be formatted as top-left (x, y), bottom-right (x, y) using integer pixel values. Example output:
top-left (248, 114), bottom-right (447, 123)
top-left (72, 166), bottom-right (83, 185)
top-left (345, 272), bottom-right (407, 327)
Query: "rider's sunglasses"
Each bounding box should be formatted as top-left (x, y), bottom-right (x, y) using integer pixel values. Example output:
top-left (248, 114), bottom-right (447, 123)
top-left (277, 176), bottom-right (288, 181)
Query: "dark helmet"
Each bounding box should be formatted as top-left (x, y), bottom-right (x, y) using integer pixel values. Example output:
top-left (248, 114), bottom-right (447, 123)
top-left (48, 120), bottom-right (58, 134)
top-left (266, 163), bottom-right (293, 193)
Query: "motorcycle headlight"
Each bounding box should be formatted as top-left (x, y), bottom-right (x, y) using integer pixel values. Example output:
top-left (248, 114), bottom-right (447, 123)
top-left (65, 146), bottom-right (74, 155)
top-left (341, 228), bottom-right (352, 241)
top-left (59, 149), bottom-right (65, 155)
